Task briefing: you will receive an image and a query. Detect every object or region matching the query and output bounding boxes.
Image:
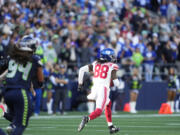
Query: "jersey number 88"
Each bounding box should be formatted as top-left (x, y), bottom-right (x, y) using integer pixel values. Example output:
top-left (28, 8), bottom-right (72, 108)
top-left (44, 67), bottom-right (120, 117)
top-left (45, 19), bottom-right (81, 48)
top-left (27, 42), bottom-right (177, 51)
top-left (94, 64), bottom-right (109, 79)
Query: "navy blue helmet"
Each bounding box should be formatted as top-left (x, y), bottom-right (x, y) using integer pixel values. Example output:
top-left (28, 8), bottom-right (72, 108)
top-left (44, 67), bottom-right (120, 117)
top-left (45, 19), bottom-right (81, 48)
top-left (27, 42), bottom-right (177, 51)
top-left (99, 48), bottom-right (115, 62)
top-left (19, 35), bottom-right (36, 52)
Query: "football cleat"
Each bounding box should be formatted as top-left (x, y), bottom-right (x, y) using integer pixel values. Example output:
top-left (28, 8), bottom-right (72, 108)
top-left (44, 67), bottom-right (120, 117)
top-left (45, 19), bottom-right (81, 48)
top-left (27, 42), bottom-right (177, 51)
top-left (0, 104), bottom-right (5, 118)
top-left (78, 116), bottom-right (89, 132)
top-left (6, 124), bottom-right (16, 135)
top-left (109, 125), bottom-right (120, 134)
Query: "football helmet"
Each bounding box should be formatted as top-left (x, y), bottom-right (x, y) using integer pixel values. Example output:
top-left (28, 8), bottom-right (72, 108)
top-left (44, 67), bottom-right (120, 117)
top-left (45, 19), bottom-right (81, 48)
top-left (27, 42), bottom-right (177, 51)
top-left (99, 48), bottom-right (115, 62)
top-left (18, 35), bottom-right (36, 52)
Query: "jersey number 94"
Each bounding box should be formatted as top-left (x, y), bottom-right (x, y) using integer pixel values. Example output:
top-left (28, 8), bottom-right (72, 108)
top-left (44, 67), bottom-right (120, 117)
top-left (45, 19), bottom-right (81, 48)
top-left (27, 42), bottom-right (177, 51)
top-left (6, 59), bottom-right (32, 81)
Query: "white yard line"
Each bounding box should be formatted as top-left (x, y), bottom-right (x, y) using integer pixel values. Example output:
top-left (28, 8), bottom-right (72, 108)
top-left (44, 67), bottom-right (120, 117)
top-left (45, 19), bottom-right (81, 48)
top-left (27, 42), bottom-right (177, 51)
top-left (30, 114), bottom-right (180, 119)
top-left (28, 124), bottom-right (179, 128)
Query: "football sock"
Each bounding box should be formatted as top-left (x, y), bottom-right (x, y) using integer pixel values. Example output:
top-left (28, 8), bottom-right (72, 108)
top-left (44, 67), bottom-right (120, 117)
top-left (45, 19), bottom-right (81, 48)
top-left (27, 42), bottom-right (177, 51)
top-left (89, 108), bottom-right (102, 120)
top-left (175, 99), bottom-right (179, 111)
top-left (87, 102), bottom-right (95, 113)
top-left (105, 101), bottom-right (112, 123)
top-left (4, 112), bottom-right (13, 122)
top-left (130, 102), bottom-right (136, 112)
top-left (47, 99), bottom-right (53, 114)
top-left (108, 122), bottom-right (113, 126)
top-left (170, 101), bottom-right (174, 112)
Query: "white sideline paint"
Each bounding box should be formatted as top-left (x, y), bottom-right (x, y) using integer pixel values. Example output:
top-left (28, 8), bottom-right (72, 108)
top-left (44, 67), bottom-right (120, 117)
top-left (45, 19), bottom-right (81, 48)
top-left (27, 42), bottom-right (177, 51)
top-left (28, 113), bottom-right (180, 119)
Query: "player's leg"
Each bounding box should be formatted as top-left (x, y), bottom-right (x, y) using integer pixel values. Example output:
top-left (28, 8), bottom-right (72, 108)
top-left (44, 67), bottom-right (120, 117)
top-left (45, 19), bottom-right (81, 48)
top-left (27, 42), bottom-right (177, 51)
top-left (3, 111), bottom-right (13, 122)
top-left (34, 88), bottom-right (42, 116)
top-left (105, 101), bottom-right (112, 126)
top-left (60, 90), bottom-right (65, 115)
top-left (88, 86), bottom-right (108, 120)
top-left (175, 93), bottom-right (180, 112)
top-left (167, 90), bottom-right (174, 112)
top-left (4, 89), bottom-right (33, 135)
top-left (78, 87), bottom-right (107, 132)
top-left (105, 101), bottom-right (120, 134)
top-left (3, 93), bottom-right (16, 134)
top-left (87, 100), bottom-right (95, 113)
top-left (170, 90), bottom-right (176, 113)
top-left (52, 90), bottom-right (61, 114)
top-left (47, 90), bottom-right (53, 114)
top-left (130, 90), bottom-right (138, 113)
top-left (87, 89), bottom-right (96, 113)
top-left (13, 89), bottom-right (32, 135)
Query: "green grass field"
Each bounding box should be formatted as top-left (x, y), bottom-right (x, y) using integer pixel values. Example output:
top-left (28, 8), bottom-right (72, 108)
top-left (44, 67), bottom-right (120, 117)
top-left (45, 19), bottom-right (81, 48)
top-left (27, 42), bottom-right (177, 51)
top-left (0, 111), bottom-right (180, 135)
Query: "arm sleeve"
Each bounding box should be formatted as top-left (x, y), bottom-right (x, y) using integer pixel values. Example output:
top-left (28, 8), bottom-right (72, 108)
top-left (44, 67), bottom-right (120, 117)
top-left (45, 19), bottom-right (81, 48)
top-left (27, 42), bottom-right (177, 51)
top-left (0, 69), bottom-right (8, 81)
top-left (50, 75), bottom-right (57, 85)
top-left (113, 79), bottom-right (125, 89)
top-left (78, 65), bottom-right (89, 84)
top-left (112, 64), bottom-right (119, 71)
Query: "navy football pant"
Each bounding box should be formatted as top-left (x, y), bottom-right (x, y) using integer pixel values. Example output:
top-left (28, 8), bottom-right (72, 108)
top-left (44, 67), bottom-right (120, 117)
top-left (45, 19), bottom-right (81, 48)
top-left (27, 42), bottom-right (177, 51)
top-left (4, 112), bottom-right (13, 122)
top-left (4, 89), bottom-right (33, 135)
top-left (0, 128), bottom-right (6, 135)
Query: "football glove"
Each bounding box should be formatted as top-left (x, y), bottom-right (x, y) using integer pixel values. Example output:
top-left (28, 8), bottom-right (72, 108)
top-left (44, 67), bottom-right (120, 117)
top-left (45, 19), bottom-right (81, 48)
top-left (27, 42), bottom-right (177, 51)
top-left (77, 84), bottom-right (83, 91)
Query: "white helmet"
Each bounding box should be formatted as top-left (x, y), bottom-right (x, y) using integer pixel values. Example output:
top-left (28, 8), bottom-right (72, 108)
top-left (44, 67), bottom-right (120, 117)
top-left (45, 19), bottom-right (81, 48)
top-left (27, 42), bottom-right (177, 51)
top-left (19, 35), bottom-right (36, 52)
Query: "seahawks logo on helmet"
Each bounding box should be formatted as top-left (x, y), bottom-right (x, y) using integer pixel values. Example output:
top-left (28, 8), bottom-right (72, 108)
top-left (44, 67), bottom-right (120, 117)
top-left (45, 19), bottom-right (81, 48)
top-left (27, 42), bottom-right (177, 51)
top-left (18, 35), bottom-right (36, 52)
top-left (99, 48), bottom-right (116, 62)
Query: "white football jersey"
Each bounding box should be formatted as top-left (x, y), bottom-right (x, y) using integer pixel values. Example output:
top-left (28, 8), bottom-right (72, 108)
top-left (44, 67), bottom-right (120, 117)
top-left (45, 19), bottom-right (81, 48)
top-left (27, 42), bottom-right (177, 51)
top-left (92, 61), bottom-right (119, 88)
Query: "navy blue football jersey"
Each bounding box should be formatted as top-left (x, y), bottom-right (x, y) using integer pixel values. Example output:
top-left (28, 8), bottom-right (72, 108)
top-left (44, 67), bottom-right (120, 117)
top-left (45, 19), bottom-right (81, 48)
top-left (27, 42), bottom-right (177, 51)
top-left (5, 55), bottom-right (42, 91)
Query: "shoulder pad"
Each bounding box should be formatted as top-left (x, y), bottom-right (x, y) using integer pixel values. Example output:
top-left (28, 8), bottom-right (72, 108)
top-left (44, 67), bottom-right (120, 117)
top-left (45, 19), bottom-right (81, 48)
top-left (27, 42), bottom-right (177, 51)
top-left (112, 64), bottom-right (119, 70)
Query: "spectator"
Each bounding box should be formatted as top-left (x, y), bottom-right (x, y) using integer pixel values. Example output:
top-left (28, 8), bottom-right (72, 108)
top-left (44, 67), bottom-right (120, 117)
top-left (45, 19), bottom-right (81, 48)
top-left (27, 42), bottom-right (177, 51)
top-left (159, 0), bottom-right (168, 17)
top-left (44, 42), bottom-right (57, 64)
top-left (167, 0), bottom-right (178, 20)
top-left (51, 64), bottom-right (69, 115)
top-left (143, 45), bottom-right (156, 82)
top-left (159, 17), bottom-right (171, 44)
top-left (131, 47), bottom-right (144, 78)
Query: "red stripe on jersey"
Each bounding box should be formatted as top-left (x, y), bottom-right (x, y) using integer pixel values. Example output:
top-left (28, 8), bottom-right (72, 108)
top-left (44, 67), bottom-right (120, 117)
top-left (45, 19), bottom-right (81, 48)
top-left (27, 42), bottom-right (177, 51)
top-left (113, 66), bottom-right (119, 70)
top-left (101, 87), bottom-right (107, 110)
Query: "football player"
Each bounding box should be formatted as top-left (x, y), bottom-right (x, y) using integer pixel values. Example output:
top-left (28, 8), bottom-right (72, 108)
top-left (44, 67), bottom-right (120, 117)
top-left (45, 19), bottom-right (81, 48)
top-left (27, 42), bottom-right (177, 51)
top-left (78, 48), bottom-right (123, 134)
top-left (1, 35), bottom-right (44, 135)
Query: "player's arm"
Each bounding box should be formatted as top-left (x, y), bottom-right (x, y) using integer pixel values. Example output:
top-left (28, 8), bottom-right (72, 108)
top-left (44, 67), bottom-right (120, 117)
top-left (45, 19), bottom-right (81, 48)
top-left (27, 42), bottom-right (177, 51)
top-left (30, 83), bottom-right (36, 97)
top-left (0, 69), bottom-right (8, 81)
top-left (37, 66), bottom-right (44, 87)
top-left (78, 64), bottom-right (93, 91)
top-left (111, 70), bottom-right (124, 89)
top-left (55, 78), bottom-right (68, 84)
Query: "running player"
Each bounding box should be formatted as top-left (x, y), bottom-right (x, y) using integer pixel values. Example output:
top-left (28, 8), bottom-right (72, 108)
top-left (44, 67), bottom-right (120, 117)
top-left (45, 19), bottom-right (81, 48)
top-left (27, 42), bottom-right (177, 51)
top-left (1, 35), bottom-right (44, 135)
top-left (78, 48), bottom-right (123, 134)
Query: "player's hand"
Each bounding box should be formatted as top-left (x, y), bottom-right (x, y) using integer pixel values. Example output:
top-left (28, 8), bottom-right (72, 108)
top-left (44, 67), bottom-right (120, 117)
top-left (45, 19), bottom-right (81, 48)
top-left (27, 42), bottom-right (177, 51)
top-left (77, 84), bottom-right (83, 91)
top-left (32, 90), bottom-right (36, 97)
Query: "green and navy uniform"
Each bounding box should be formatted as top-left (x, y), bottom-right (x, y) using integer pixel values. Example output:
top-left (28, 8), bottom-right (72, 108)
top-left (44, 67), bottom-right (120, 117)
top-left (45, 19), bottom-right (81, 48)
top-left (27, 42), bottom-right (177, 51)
top-left (51, 71), bottom-right (69, 114)
top-left (168, 75), bottom-right (178, 91)
top-left (129, 76), bottom-right (142, 93)
top-left (3, 55), bottom-right (42, 135)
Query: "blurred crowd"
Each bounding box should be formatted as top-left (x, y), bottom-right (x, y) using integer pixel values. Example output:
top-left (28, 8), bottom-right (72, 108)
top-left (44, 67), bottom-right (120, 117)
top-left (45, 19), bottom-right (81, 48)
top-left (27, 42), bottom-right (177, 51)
top-left (0, 0), bottom-right (180, 82)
